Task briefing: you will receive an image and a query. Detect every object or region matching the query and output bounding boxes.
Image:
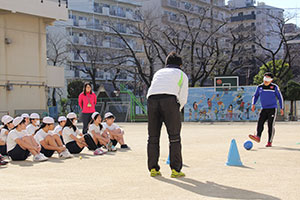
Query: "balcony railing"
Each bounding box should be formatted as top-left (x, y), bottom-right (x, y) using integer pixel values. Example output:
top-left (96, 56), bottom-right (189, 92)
top-left (41, 0), bottom-right (68, 8)
top-left (231, 14), bottom-right (256, 22)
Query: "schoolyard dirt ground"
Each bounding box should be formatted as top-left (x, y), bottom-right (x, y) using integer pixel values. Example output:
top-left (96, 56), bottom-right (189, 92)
top-left (1, 122), bottom-right (300, 200)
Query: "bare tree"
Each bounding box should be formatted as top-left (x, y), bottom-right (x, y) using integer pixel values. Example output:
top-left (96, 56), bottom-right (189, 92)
top-left (108, 7), bottom-right (249, 88)
top-left (107, 11), bottom-right (167, 88)
top-left (156, 9), bottom-right (247, 86)
top-left (69, 30), bottom-right (118, 91)
top-left (46, 30), bottom-right (69, 106)
top-left (254, 12), bottom-right (297, 82)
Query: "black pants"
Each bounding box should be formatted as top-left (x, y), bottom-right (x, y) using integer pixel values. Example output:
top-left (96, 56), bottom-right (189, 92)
top-left (257, 108), bottom-right (277, 143)
top-left (81, 113), bottom-right (93, 134)
top-left (8, 145), bottom-right (30, 161)
top-left (60, 135), bottom-right (65, 145)
top-left (66, 141), bottom-right (84, 154)
top-left (41, 146), bottom-right (55, 157)
top-left (84, 134), bottom-right (101, 151)
top-left (147, 94), bottom-right (182, 172)
top-left (0, 145), bottom-right (8, 156)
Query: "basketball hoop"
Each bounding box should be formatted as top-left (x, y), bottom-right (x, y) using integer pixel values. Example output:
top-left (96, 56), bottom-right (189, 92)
top-left (214, 76), bottom-right (239, 92)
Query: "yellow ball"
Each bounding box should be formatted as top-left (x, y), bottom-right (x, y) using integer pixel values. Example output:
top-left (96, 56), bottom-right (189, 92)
top-left (79, 156), bottom-right (82, 159)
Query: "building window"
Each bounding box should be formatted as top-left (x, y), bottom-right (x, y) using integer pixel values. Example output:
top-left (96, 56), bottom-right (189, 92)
top-left (169, 12), bottom-right (177, 21)
top-left (110, 6), bottom-right (126, 17)
top-left (79, 16), bottom-right (87, 21)
top-left (116, 23), bottom-right (127, 33)
top-left (94, 3), bottom-right (103, 13)
top-left (184, 2), bottom-right (192, 10)
top-left (169, 0), bottom-right (178, 7)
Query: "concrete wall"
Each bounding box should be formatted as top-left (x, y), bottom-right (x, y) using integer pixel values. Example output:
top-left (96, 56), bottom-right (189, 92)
top-left (0, 0), bottom-right (68, 21)
top-left (0, 13), bottom-right (47, 116)
top-left (0, 1), bottom-right (67, 117)
top-left (185, 86), bottom-right (262, 122)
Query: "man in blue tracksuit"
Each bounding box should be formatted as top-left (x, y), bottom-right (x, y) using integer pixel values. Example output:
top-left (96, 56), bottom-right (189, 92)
top-left (249, 72), bottom-right (284, 147)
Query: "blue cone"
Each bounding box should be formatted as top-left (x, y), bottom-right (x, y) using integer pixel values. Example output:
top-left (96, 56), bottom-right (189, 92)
top-left (226, 139), bottom-right (243, 166)
top-left (166, 155), bottom-right (170, 164)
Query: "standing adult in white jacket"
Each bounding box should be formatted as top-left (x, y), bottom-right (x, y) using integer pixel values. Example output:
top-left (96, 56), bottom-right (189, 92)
top-left (146, 52), bottom-right (188, 178)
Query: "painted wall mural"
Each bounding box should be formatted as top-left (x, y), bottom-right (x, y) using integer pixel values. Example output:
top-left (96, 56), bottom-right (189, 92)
top-left (184, 86), bottom-right (262, 122)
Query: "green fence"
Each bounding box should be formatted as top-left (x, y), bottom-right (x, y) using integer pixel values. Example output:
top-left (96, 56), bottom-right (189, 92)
top-left (50, 92), bottom-right (148, 122)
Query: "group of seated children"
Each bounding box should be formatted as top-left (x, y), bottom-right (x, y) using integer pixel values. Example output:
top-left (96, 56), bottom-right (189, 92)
top-left (0, 111), bottom-right (128, 165)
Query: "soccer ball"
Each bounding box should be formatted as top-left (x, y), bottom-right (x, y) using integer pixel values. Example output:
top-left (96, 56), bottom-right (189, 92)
top-left (244, 140), bottom-right (253, 150)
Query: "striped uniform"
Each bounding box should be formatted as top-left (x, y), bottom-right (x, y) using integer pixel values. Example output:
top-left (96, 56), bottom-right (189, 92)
top-left (252, 83), bottom-right (284, 143)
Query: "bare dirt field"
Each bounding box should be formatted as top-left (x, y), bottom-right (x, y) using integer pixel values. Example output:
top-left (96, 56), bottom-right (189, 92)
top-left (1, 122), bottom-right (300, 200)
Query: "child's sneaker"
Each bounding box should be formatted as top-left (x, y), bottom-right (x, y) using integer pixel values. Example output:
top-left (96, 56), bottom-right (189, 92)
top-left (249, 134), bottom-right (260, 143)
top-left (121, 144), bottom-right (129, 149)
top-left (33, 154), bottom-right (48, 162)
top-left (60, 149), bottom-right (73, 158)
top-left (100, 147), bottom-right (108, 154)
top-left (93, 148), bottom-right (104, 155)
top-left (171, 169), bottom-right (185, 178)
top-left (150, 169), bottom-right (161, 177)
top-left (266, 142), bottom-right (272, 147)
top-left (0, 160), bottom-right (8, 165)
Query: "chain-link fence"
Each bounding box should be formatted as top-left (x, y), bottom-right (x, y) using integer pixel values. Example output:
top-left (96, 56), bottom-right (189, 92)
top-left (48, 96), bottom-right (147, 122)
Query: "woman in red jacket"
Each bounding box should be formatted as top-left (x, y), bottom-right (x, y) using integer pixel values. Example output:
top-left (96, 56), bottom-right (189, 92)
top-left (78, 82), bottom-right (97, 134)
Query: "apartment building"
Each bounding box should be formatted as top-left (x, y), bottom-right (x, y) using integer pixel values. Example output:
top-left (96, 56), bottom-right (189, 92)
top-left (228, 0), bottom-right (284, 84)
top-left (47, 0), bottom-right (143, 98)
top-left (284, 23), bottom-right (300, 81)
top-left (136, 0), bottom-right (232, 87)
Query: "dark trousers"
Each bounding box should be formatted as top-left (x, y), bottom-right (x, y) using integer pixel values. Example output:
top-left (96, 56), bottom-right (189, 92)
top-left (257, 108), bottom-right (277, 143)
top-left (0, 145), bottom-right (7, 156)
top-left (84, 134), bottom-right (101, 151)
top-left (147, 94), bottom-right (182, 172)
top-left (81, 113), bottom-right (92, 134)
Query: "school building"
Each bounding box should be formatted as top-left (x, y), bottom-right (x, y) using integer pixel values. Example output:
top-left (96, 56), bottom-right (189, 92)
top-left (0, 0), bottom-right (68, 117)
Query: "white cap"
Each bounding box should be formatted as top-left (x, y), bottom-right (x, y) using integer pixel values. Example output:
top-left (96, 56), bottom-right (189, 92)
top-left (2, 115), bottom-right (13, 125)
top-left (92, 112), bottom-right (100, 120)
top-left (67, 112), bottom-right (77, 119)
top-left (30, 113), bottom-right (40, 119)
top-left (1, 115), bottom-right (9, 122)
top-left (13, 117), bottom-right (24, 127)
top-left (21, 113), bottom-right (30, 118)
top-left (1, 115), bottom-right (9, 123)
top-left (58, 116), bottom-right (67, 122)
top-left (104, 112), bottom-right (114, 119)
top-left (43, 117), bottom-right (54, 124)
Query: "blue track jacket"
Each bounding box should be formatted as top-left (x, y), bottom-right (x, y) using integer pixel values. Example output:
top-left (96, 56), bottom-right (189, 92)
top-left (252, 83), bottom-right (284, 109)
